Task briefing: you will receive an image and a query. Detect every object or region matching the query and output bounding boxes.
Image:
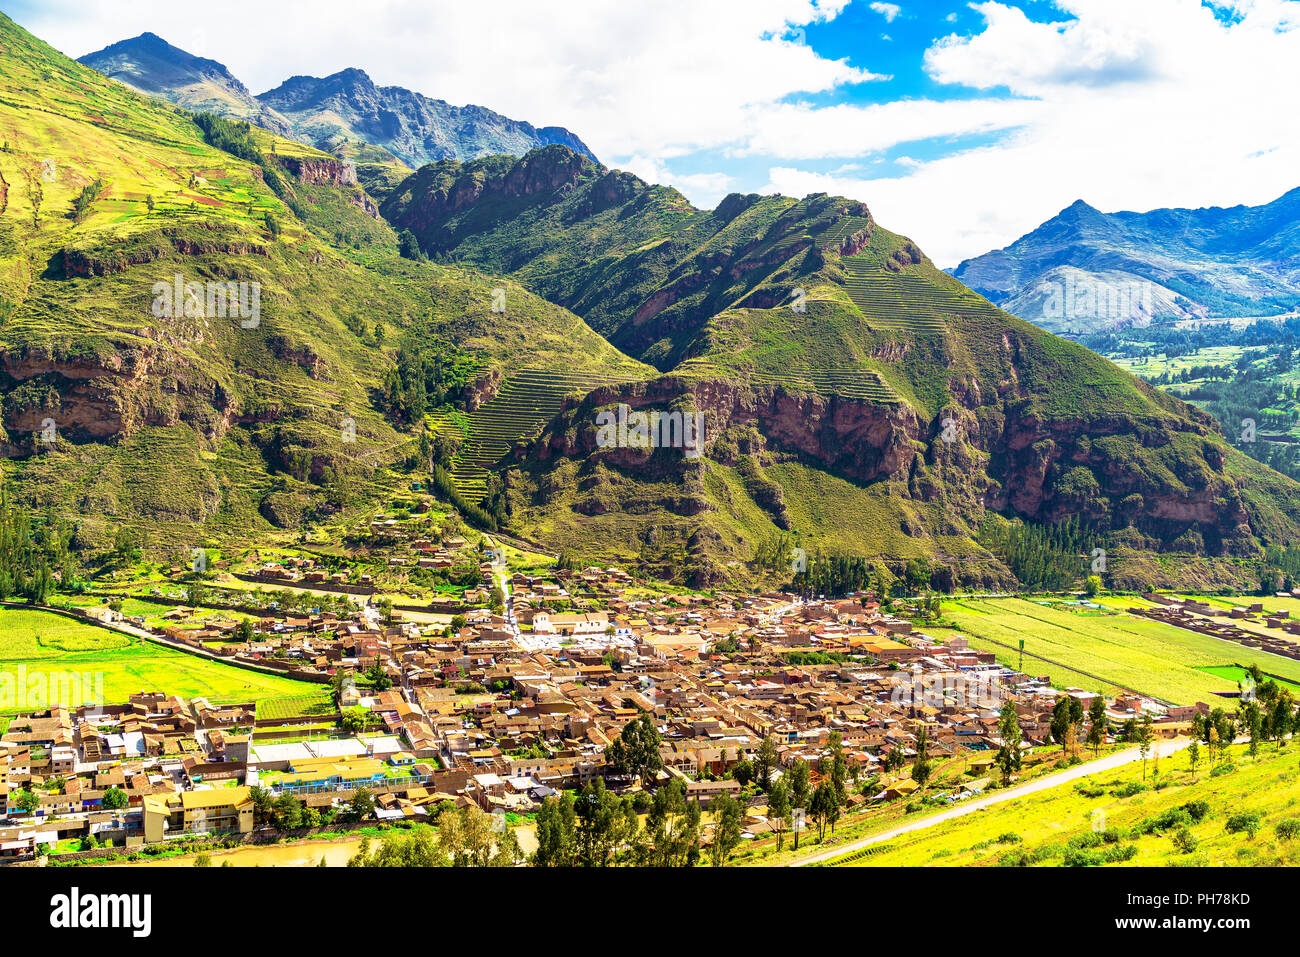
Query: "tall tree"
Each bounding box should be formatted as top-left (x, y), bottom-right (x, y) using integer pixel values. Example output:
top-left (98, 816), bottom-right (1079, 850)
top-left (1087, 695), bottom-right (1107, 757)
top-left (708, 792), bottom-right (743, 866)
top-left (754, 735), bottom-right (779, 791)
top-left (767, 778), bottom-right (792, 852)
top-left (995, 701), bottom-right (1022, 786)
top-left (786, 760), bottom-right (811, 850)
top-left (911, 724), bottom-right (932, 788)
top-left (1136, 714), bottom-right (1154, 780)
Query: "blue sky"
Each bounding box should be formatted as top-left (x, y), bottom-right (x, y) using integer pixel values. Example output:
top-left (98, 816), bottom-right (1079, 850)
top-left (11, 0), bottom-right (1300, 265)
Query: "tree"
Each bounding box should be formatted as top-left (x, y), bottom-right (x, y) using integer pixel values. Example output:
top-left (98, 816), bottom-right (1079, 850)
top-left (342, 787), bottom-right (375, 824)
top-left (785, 759), bottom-right (811, 851)
top-left (809, 781), bottom-right (838, 842)
top-left (604, 713), bottom-right (663, 786)
top-left (754, 735), bottom-right (778, 791)
top-left (439, 804), bottom-right (498, 866)
top-left (1087, 695), bottom-right (1107, 757)
top-left (1187, 737), bottom-right (1201, 780)
top-left (708, 792), bottom-right (743, 866)
top-left (349, 826), bottom-right (448, 867)
top-left (911, 724), bottom-right (932, 788)
top-left (731, 758), bottom-right (754, 788)
top-left (1270, 692), bottom-right (1293, 749)
top-left (272, 793), bottom-right (303, 831)
top-left (340, 707), bottom-right (368, 734)
top-left (995, 701), bottom-right (1022, 786)
top-left (235, 618), bottom-right (255, 642)
top-left (825, 731), bottom-right (847, 805)
top-left (1136, 714), bottom-right (1154, 780)
top-left (533, 791), bottom-right (578, 866)
top-left (1084, 574), bottom-right (1103, 597)
top-left (102, 786), bottom-right (128, 810)
top-left (767, 778), bottom-right (792, 851)
top-left (364, 659), bottom-right (392, 691)
top-left (398, 229), bottom-right (425, 261)
top-left (13, 789), bottom-right (39, 813)
top-left (1068, 696), bottom-right (1085, 757)
top-left (573, 777), bottom-right (621, 867)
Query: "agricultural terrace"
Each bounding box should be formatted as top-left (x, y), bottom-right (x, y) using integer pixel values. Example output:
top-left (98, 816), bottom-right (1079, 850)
top-left (0, 608), bottom-right (317, 709)
top-left (825, 744), bottom-right (1300, 867)
top-left (945, 597), bottom-right (1300, 704)
top-left (841, 255), bottom-right (1005, 336)
top-left (431, 365), bottom-right (644, 500)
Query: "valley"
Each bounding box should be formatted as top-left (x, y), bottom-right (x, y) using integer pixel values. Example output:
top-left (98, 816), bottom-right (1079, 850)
top-left (0, 1), bottom-right (1296, 896)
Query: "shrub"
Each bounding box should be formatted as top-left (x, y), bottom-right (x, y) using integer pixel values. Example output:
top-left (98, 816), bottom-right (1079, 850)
top-left (1225, 812), bottom-right (1261, 838)
top-left (1276, 818), bottom-right (1300, 840)
top-left (1111, 781), bottom-right (1148, 797)
top-left (1182, 799), bottom-right (1210, 822)
top-left (1171, 827), bottom-right (1198, 854)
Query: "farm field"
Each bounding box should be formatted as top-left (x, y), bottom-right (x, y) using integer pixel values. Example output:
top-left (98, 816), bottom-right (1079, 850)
top-left (0, 608), bottom-right (317, 708)
top-left (256, 692), bottom-right (337, 721)
top-left (944, 597), bottom-right (1300, 704)
top-left (827, 744), bottom-right (1300, 867)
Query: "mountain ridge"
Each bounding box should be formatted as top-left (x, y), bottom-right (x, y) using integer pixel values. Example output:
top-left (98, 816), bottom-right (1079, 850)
top-left (78, 33), bottom-right (596, 170)
top-left (951, 188), bottom-right (1300, 334)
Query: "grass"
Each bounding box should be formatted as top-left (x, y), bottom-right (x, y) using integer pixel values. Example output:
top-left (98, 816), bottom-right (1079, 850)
top-left (945, 597), bottom-right (1300, 704)
top-left (0, 607), bottom-right (318, 708)
top-left (825, 744), bottom-right (1300, 867)
top-left (255, 691), bottom-right (337, 721)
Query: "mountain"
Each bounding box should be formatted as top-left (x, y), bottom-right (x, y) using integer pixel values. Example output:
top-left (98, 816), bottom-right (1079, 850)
top-left (951, 191), bottom-right (1300, 334)
top-left (258, 68), bottom-right (597, 168)
top-left (1, 13), bottom-right (643, 551)
top-left (79, 34), bottom-right (597, 169)
top-left (382, 147), bottom-right (1300, 588)
top-left (12, 12), bottom-right (1300, 592)
top-left (77, 32), bottom-right (296, 138)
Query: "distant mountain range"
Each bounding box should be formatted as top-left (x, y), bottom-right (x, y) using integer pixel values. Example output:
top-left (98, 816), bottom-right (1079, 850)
top-left (951, 189), bottom-right (1300, 334)
top-left (79, 33), bottom-right (596, 169)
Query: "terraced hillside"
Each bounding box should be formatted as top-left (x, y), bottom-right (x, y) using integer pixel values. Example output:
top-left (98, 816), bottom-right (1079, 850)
top-left (841, 256), bottom-right (980, 335)
top-left (433, 365), bottom-right (649, 499)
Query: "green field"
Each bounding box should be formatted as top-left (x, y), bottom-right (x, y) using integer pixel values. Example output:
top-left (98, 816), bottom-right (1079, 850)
top-left (0, 608), bottom-right (317, 708)
top-left (828, 744), bottom-right (1300, 867)
top-left (255, 691), bottom-right (337, 721)
top-left (945, 597), bottom-right (1300, 704)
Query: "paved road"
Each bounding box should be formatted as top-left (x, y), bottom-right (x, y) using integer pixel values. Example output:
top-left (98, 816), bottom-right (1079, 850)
top-left (790, 737), bottom-right (1193, 866)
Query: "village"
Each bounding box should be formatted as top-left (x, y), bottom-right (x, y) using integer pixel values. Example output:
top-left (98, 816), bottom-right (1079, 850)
top-left (0, 514), bottom-right (1211, 864)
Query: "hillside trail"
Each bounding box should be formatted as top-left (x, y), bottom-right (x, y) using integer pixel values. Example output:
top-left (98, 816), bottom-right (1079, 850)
top-left (790, 736), bottom-right (1196, 866)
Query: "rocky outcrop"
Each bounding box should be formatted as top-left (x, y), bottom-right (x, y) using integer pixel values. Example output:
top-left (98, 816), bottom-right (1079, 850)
top-left (276, 155), bottom-right (357, 187)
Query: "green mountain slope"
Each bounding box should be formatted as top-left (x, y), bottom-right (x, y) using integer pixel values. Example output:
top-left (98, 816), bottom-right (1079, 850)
top-left (382, 147), bottom-right (1300, 588)
top-left (0, 13), bottom-right (646, 552)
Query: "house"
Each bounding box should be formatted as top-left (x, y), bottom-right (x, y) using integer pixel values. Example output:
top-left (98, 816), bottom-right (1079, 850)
top-left (143, 787), bottom-right (255, 842)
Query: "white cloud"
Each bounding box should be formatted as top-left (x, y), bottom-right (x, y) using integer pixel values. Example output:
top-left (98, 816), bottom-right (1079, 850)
top-left (18, 0), bottom-right (878, 166)
top-left (731, 97), bottom-right (1041, 158)
top-left (870, 2), bottom-right (903, 22)
top-left (770, 0), bottom-right (1300, 265)
top-left (16, 0), bottom-right (1300, 268)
